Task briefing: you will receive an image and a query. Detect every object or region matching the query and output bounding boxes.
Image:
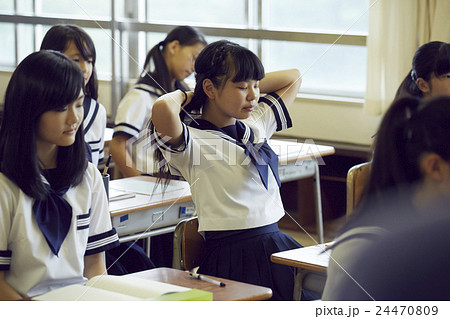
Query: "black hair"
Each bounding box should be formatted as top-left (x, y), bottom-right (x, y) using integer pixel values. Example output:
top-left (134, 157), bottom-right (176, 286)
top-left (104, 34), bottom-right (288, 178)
top-left (154, 40), bottom-right (265, 182)
top-left (183, 40), bottom-right (265, 117)
top-left (40, 24), bottom-right (99, 100)
top-left (395, 41), bottom-right (450, 99)
top-left (348, 96), bottom-right (450, 228)
top-left (138, 25), bottom-right (207, 93)
top-left (0, 50), bottom-right (87, 200)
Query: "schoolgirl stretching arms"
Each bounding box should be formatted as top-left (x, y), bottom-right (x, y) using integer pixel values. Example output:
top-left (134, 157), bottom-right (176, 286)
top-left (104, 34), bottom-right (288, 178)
top-left (151, 40), bottom-right (306, 300)
top-left (0, 51), bottom-right (119, 300)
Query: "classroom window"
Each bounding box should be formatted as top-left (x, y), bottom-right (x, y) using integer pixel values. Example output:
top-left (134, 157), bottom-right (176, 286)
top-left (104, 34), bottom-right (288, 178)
top-left (0, 0), bottom-right (369, 110)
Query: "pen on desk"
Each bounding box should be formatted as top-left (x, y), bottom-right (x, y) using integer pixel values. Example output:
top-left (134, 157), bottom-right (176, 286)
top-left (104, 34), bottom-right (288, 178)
top-left (190, 272), bottom-right (226, 287)
top-left (102, 154), bottom-right (112, 177)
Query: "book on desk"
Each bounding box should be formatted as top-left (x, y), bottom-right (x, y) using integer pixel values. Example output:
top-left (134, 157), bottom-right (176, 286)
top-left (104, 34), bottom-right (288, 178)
top-left (33, 275), bottom-right (213, 301)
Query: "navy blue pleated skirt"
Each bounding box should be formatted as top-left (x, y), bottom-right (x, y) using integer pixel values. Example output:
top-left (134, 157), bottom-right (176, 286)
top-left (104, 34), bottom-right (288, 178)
top-left (198, 223), bottom-right (302, 300)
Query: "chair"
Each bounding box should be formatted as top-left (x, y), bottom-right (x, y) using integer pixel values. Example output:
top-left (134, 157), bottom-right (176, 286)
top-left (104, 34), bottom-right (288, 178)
top-left (172, 216), bottom-right (205, 271)
top-left (346, 162), bottom-right (371, 216)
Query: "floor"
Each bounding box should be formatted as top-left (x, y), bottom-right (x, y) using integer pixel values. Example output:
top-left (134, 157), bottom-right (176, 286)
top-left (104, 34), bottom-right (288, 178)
top-left (279, 215), bottom-right (347, 247)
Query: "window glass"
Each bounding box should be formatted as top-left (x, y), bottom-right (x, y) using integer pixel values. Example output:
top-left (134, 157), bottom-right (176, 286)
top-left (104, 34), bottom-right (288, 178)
top-left (17, 24), bottom-right (35, 63)
top-left (16, 0), bottom-right (33, 14)
top-left (0, 23), bottom-right (15, 66)
top-left (0, 1), bottom-right (13, 13)
top-left (262, 0), bottom-right (370, 34)
top-left (263, 40), bottom-right (367, 98)
top-left (146, 0), bottom-right (247, 26)
top-left (40, 0), bottom-right (111, 18)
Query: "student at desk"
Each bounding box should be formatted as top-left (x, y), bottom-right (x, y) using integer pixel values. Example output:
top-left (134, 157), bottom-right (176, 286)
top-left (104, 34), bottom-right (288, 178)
top-left (0, 51), bottom-right (119, 300)
top-left (110, 26), bottom-right (207, 177)
top-left (395, 41), bottom-right (450, 100)
top-left (151, 40), bottom-right (308, 300)
top-left (322, 96), bottom-right (450, 300)
top-left (41, 24), bottom-right (108, 166)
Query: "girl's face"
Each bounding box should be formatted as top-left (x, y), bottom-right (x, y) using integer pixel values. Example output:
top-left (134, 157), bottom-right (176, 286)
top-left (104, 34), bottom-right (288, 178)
top-left (62, 40), bottom-right (93, 86)
top-left (421, 72), bottom-right (450, 98)
top-left (36, 91), bottom-right (84, 149)
top-left (166, 42), bottom-right (205, 82)
top-left (209, 78), bottom-right (260, 126)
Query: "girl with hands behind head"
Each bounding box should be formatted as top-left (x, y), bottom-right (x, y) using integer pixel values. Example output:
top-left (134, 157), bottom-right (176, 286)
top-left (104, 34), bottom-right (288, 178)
top-left (151, 40), bottom-right (306, 300)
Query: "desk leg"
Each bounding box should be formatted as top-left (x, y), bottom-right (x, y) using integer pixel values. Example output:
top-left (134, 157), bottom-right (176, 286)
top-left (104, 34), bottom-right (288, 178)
top-left (293, 269), bottom-right (305, 301)
top-left (313, 161), bottom-right (324, 244)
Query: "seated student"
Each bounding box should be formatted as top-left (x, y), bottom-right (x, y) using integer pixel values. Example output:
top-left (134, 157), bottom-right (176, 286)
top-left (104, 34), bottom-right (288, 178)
top-left (322, 96), bottom-right (450, 300)
top-left (41, 24), bottom-right (108, 166)
top-left (395, 41), bottom-right (450, 100)
top-left (328, 195), bottom-right (450, 301)
top-left (110, 25), bottom-right (207, 177)
top-left (150, 40), bottom-right (309, 300)
top-left (0, 50), bottom-right (120, 300)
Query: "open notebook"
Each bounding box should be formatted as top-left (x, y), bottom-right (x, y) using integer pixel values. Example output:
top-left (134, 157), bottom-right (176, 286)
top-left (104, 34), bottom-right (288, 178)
top-left (33, 275), bottom-right (213, 301)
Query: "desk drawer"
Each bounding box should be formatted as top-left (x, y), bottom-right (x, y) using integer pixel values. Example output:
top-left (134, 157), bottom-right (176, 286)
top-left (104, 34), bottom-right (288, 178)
top-left (279, 159), bottom-right (316, 183)
top-left (112, 201), bottom-right (196, 236)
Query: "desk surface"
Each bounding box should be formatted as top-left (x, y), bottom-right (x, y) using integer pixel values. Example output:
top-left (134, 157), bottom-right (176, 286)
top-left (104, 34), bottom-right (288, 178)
top-left (109, 176), bottom-right (192, 217)
top-left (127, 267), bottom-right (272, 301)
top-left (269, 139), bottom-right (335, 164)
top-left (271, 243), bottom-right (333, 273)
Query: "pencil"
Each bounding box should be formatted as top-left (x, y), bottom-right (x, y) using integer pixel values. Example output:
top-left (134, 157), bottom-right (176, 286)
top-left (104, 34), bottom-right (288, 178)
top-left (102, 154), bottom-right (112, 177)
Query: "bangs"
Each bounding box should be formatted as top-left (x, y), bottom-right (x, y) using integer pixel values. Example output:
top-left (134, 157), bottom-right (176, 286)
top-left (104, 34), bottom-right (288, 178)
top-left (34, 52), bottom-right (84, 112)
top-left (72, 35), bottom-right (96, 62)
top-left (230, 48), bottom-right (265, 82)
top-left (434, 43), bottom-right (450, 76)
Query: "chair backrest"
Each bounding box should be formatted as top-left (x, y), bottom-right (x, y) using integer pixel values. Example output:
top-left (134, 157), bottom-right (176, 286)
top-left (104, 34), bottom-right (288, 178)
top-left (172, 216), bottom-right (205, 271)
top-left (346, 162), bottom-right (371, 216)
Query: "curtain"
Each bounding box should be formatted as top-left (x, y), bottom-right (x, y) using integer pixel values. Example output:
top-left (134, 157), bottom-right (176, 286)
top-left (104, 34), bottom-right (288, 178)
top-left (364, 0), bottom-right (450, 115)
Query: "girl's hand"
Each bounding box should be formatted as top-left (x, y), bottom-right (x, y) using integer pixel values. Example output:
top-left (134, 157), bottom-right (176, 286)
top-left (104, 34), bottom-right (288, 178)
top-left (259, 69), bottom-right (302, 109)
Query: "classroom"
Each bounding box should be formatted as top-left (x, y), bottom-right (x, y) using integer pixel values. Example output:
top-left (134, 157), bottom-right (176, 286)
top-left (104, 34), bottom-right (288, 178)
top-left (0, 0), bottom-right (449, 312)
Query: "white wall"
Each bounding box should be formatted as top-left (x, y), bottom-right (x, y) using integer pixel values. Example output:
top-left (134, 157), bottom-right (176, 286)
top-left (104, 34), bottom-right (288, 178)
top-left (1, 70), bottom-right (381, 146)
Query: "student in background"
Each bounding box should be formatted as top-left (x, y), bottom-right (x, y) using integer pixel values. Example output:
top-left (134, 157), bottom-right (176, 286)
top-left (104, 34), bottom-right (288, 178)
top-left (41, 24), bottom-right (107, 166)
top-left (395, 41), bottom-right (450, 100)
top-left (0, 51), bottom-right (119, 300)
top-left (110, 25), bottom-right (206, 177)
top-left (322, 96), bottom-right (450, 300)
top-left (151, 40), bottom-right (306, 300)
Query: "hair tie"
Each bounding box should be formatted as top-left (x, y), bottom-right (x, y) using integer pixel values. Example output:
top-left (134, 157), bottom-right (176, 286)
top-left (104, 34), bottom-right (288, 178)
top-left (158, 41), bottom-right (165, 50)
top-left (410, 69), bottom-right (417, 82)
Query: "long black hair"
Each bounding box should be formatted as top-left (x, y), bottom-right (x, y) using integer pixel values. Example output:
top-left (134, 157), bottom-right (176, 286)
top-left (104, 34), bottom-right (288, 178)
top-left (138, 25), bottom-right (206, 93)
top-left (40, 24), bottom-right (99, 100)
top-left (395, 41), bottom-right (450, 99)
top-left (347, 96), bottom-right (450, 230)
top-left (0, 50), bottom-right (87, 200)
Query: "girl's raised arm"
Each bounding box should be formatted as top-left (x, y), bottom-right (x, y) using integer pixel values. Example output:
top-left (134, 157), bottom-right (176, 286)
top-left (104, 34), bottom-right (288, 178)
top-left (152, 90), bottom-right (192, 147)
top-left (259, 69), bottom-right (302, 108)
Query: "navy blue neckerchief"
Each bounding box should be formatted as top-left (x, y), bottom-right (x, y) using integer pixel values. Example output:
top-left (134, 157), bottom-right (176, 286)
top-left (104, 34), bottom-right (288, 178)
top-left (33, 169), bottom-right (72, 256)
top-left (189, 119), bottom-right (281, 189)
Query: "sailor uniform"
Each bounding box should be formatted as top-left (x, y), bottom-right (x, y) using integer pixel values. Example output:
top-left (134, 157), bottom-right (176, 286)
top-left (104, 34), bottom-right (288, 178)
top-left (113, 83), bottom-right (165, 174)
top-left (0, 163), bottom-right (119, 298)
top-left (83, 96), bottom-right (107, 166)
top-left (153, 92), bottom-right (304, 300)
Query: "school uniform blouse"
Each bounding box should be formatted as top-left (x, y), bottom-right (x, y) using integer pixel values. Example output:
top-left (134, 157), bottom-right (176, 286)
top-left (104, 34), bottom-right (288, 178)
top-left (153, 92), bottom-right (292, 232)
top-left (83, 96), bottom-right (107, 166)
top-left (0, 162), bottom-right (119, 298)
top-left (113, 83), bottom-right (163, 174)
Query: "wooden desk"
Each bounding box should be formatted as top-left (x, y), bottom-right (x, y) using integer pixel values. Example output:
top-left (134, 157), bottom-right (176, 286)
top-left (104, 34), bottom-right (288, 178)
top-left (271, 243), bottom-right (332, 300)
top-left (109, 176), bottom-right (195, 255)
top-left (127, 267), bottom-right (272, 301)
top-left (270, 139), bottom-right (335, 243)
